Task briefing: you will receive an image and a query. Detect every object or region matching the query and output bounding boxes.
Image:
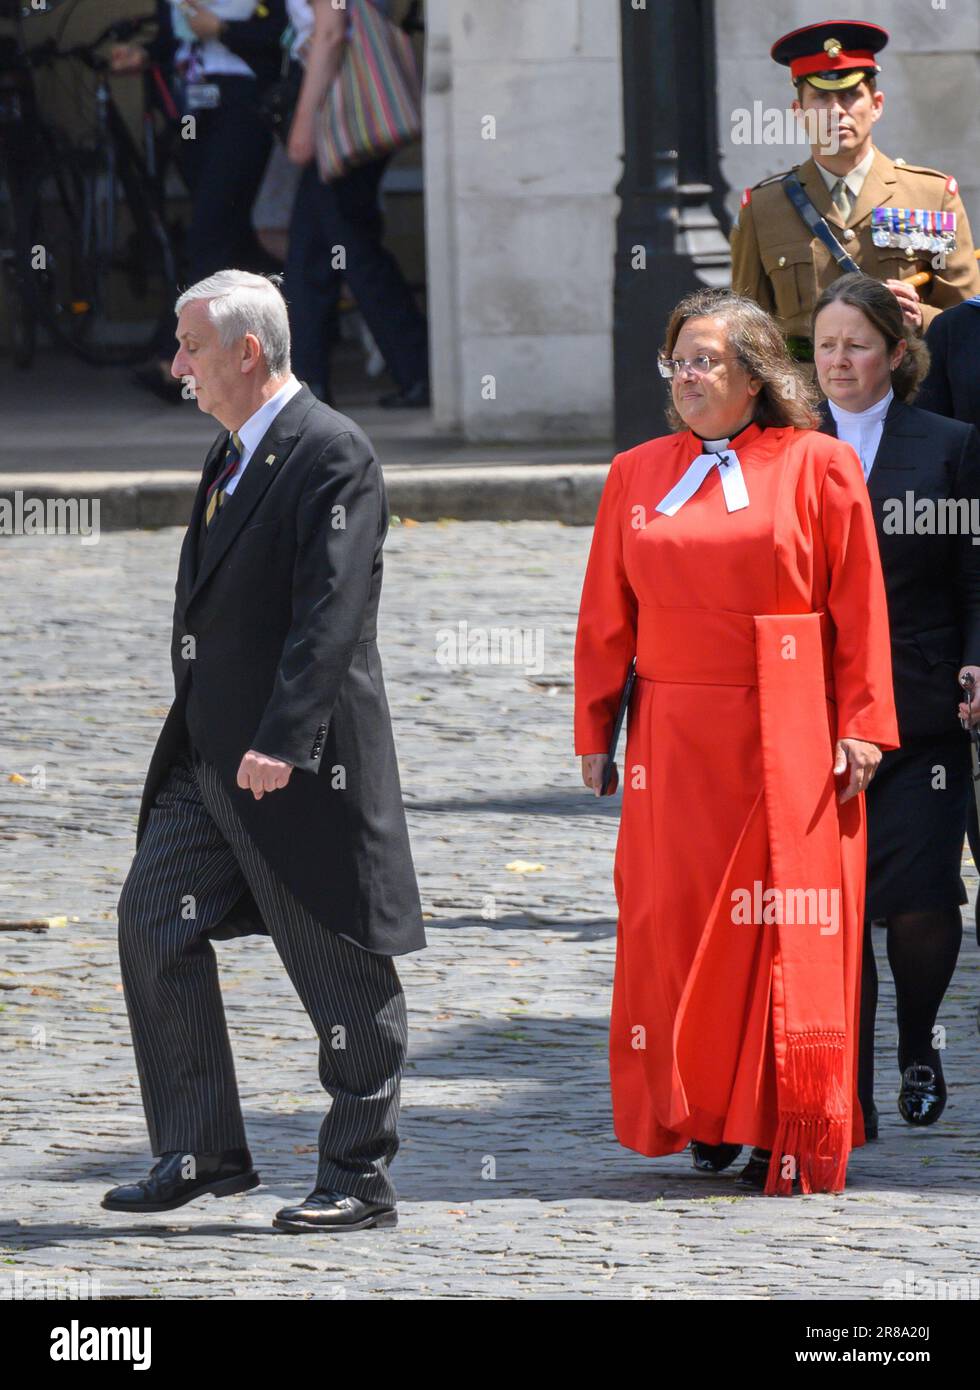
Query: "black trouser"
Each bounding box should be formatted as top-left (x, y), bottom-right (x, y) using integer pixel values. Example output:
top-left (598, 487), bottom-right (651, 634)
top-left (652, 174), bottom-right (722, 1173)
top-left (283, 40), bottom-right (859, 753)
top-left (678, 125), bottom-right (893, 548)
top-left (154, 75), bottom-right (274, 356)
top-left (285, 156), bottom-right (429, 395)
top-left (117, 748), bottom-right (407, 1205)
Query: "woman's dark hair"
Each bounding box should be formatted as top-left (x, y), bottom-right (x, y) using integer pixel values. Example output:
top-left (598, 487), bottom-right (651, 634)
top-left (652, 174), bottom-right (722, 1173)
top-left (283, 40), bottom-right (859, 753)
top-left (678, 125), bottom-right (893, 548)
top-left (661, 288), bottom-right (821, 431)
top-left (811, 272), bottom-right (930, 401)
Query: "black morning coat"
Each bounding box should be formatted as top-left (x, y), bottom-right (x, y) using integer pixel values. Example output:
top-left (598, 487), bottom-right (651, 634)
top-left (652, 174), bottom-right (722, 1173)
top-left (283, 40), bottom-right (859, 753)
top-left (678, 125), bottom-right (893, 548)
top-left (135, 384), bottom-right (426, 956)
top-left (817, 394), bottom-right (980, 739)
top-left (917, 300), bottom-right (980, 434)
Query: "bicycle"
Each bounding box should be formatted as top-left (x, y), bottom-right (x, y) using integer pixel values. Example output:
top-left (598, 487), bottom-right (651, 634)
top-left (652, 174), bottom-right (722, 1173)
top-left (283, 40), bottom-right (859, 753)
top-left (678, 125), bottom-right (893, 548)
top-left (0, 0), bottom-right (179, 367)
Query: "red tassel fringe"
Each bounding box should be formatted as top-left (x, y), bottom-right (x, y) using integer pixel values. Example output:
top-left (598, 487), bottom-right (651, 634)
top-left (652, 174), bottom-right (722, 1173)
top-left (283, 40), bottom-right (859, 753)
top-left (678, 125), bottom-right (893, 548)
top-left (764, 1032), bottom-right (850, 1196)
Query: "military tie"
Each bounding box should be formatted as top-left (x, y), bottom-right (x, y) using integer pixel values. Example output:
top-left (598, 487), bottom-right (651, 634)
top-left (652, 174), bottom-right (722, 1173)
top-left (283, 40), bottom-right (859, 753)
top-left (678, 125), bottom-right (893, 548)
top-left (831, 177), bottom-right (853, 224)
top-left (204, 431), bottom-right (243, 528)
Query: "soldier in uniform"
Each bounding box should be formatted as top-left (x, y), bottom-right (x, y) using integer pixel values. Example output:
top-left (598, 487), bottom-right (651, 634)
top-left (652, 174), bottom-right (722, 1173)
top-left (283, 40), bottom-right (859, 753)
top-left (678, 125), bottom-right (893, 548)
top-left (730, 21), bottom-right (980, 360)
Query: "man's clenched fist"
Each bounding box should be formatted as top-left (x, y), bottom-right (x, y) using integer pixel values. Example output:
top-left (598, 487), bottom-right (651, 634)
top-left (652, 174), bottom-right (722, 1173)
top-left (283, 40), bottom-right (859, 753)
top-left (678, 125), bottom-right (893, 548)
top-left (237, 750), bottom-right (294, 800)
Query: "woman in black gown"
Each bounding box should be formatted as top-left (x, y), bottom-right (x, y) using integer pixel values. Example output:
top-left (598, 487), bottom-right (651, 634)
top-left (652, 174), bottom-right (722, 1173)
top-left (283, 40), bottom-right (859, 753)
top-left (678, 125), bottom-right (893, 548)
top-left (812, 273), bottom-right (980, 1135)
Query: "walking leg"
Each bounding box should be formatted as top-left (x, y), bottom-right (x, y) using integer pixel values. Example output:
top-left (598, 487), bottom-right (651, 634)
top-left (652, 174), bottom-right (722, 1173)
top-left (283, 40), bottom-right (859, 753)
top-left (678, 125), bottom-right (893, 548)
top-left (117, 751), bottom-right (253, 1154)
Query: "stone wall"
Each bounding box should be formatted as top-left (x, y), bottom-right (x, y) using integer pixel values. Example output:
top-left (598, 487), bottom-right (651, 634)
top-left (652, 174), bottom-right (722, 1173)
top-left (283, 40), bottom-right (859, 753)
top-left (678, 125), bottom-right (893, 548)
top-left (423, 0), bottom-right (622, 441)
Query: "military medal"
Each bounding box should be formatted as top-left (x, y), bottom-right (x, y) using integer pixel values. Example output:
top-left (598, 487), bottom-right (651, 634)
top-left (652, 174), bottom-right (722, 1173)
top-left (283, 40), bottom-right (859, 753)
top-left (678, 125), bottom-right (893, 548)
top-left (872, 206), bottom-right (956, 255)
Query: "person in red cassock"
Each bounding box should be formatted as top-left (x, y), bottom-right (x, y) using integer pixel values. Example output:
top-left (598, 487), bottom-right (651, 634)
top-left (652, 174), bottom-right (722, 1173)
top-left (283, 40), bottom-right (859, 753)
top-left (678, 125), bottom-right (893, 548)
top-left (573, 288), bottom-right (899, 1195)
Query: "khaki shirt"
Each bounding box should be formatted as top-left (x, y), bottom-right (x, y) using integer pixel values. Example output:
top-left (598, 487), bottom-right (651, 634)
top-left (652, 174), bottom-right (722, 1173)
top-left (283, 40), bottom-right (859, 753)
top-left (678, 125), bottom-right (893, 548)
top-left (730, 146), bottom-right (980, 337)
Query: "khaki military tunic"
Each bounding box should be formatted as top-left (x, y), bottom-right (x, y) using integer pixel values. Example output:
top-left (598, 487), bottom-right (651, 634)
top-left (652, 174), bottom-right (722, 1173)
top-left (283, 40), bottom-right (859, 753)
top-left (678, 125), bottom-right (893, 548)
top-left (730, 146), bottom-right (980, 338)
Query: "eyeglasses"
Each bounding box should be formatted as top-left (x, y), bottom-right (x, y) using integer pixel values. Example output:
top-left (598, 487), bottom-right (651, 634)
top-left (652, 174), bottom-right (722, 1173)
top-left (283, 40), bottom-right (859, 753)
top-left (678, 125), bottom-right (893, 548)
top-left (657, 353), bottom-right (736, 379)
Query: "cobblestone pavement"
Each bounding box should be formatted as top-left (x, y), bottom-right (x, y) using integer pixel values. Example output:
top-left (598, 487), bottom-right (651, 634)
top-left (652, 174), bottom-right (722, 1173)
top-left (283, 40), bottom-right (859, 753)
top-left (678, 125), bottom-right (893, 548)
top-left (0, 521), bottom-right (978, 1300)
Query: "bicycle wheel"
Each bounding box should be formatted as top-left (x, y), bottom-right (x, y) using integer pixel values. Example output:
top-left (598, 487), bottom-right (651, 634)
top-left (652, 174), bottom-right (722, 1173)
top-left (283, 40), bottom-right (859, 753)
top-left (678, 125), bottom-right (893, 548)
top-left (27, 125), bottom-right (178, 366)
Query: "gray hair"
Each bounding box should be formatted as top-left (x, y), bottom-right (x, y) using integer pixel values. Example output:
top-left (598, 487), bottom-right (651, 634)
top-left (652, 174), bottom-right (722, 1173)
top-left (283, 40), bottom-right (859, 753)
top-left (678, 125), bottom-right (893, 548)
top-left (175, 269), bottom-right (291, 376)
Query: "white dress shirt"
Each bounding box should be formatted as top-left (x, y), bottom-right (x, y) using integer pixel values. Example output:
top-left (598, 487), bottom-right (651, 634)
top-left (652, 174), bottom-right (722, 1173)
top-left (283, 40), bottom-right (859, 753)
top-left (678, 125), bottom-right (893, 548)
top-left (827, 386), bottom-right (894, 482)
top-left (223, 375), bottom-right (303, 496)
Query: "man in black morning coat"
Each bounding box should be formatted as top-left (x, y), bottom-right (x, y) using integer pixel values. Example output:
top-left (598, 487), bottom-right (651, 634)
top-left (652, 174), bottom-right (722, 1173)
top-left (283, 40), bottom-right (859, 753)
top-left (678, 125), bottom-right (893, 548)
top-left (102, 270), bottom-right (424, 1234)
top-left (917, 297), bottom-right (980, 433)
top-left (916, 295), bottom-right (980, 946)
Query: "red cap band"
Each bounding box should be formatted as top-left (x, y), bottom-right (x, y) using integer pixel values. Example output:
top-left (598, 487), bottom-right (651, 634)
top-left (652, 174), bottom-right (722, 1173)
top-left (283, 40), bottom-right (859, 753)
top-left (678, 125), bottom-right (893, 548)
top-left (790, 50), bottom-right (877, 79)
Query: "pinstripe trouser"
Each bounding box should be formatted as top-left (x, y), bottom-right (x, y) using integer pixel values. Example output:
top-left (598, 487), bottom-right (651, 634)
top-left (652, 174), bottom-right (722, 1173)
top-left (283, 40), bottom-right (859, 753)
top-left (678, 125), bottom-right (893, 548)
top-left (117, 745), bottom-right (407, 1205)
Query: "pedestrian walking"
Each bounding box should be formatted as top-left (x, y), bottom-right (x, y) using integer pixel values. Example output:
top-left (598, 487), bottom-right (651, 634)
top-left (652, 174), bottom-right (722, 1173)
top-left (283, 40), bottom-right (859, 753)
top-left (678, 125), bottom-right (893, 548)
top-left (283, 0), bottom-right (430, 407)
top-left (812, 272), bottom-right (980, 1133)
top-left (574, 288), bottom-right (898, 1194)
top-left (104, 269), bottom-right (425, 1232)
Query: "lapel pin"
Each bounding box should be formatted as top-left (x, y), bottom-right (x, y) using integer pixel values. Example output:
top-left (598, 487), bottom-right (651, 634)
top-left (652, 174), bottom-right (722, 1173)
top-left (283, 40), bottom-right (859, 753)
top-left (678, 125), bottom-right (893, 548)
top-left (266, 454), bottom-right (276, 465)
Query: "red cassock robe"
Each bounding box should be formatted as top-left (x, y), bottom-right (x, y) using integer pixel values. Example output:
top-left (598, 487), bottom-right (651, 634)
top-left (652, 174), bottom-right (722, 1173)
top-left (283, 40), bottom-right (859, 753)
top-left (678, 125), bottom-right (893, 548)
top-left (574, 421), bottom-right (899, 1194)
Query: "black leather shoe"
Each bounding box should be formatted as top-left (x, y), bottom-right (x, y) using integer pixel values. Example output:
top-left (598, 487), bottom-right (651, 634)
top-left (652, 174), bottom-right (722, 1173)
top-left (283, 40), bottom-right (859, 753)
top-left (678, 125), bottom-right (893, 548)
top-left (898, 1063), bottom-right (947, 1126)
top-left (272, 1188), bottom-right (397, 1233)
top-left (378, 380), bottom-right (430, 409)
top-left (734, 1148), bottom-right (772, 1191)
top-left (690, 1140), bottom-right (743, 1173)
top-left (862, 1103), bottom-right (879, 1141)
top-left (101, 1149), bottom-right (259, 1213)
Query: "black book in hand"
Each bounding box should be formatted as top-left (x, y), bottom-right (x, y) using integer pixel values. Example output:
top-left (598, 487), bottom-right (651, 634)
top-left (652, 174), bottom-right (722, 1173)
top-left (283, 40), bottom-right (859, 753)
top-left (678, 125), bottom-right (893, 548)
top-left (599, 657), bottom-right (636, 795)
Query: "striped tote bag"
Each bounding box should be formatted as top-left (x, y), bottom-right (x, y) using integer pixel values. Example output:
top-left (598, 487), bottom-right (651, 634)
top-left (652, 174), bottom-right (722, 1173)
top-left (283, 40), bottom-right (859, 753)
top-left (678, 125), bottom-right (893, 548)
top-left (314, 0), bottom-right (422, 182)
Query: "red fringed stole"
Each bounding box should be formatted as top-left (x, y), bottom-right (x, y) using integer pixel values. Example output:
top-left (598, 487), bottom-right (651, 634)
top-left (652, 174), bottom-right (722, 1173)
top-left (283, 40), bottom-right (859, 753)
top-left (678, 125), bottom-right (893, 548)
top-left (755, 613), bottom-right (851, 1195)
top-left (652, 607), bottom-right (855, 1193)
top-left (766, 1034), bottom-right (849, 1195)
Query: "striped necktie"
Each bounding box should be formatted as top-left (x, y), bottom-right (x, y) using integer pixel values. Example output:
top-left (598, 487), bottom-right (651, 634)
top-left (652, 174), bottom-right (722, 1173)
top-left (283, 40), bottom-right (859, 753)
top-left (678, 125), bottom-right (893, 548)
top-left (204, 431), bottom-right (243, 528)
